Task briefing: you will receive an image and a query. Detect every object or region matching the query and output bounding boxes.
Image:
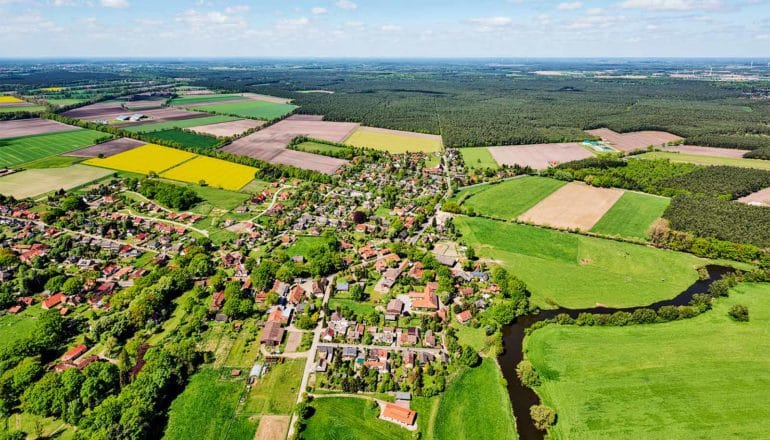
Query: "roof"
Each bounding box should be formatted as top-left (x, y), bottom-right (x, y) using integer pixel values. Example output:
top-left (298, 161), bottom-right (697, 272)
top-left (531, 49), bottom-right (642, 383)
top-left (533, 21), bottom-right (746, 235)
top-left (62, 344), bottom-right (88, 362)
top-left (260, 321), bottom-right (285, 345)
top-left (382, 403), bottom-right (417, 426)
top-left (395, 391), bottom-right (412, 401)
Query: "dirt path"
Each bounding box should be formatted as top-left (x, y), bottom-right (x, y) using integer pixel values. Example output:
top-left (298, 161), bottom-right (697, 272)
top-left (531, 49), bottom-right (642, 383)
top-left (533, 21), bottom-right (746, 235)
top-left (254, 415), bottom-right (290, 440)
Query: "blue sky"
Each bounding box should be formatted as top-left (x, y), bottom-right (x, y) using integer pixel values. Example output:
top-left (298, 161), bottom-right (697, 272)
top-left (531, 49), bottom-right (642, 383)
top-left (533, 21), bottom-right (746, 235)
top-left (0, 0), bottom-right (768, 57)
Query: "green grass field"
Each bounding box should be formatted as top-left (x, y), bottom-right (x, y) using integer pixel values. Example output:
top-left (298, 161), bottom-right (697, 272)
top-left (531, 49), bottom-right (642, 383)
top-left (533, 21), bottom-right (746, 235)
top-left (0, 306), bottom-right (43, 351)
top-left (170, 94), bottom-right (245, 106)
top-left (455, 216), bottom-right (704, 309)
top-left (590, 192), bottom-right (671, 240)
top-left (164, 368), bottom-right (255, 440)
top-left (460, 147), bottom-right (499, 169)
top-left (0, 129), bottom-right (109, 168)
top-left (456, 177), bottom-right (566, 220)
top-left (637, 151), bottom-right (770, 171)
top-left (46, 98), bottom-right (87, 107)
top-left (287, 236), bottom-right (334, 258)
top-left (189, 100), bottom-right (298, 120)
top-left (20, 155), bottom-right (83, 169)
top-left (0, 105), bottom-right (47, 113)
top-left (142, 128), bottom-right (221, 150)
top-left (433, 359), bottom-right (517, 440)
top-left (122, 115), bottom-right (238, 133)
top-left (242, 359), bottom-right (304, 415)
top-left (303, 397), bottom-right (411, 440)
top-left (295, 141), bottom-right (352, 157)
top-left (525, 282), bottom-right (770, 440)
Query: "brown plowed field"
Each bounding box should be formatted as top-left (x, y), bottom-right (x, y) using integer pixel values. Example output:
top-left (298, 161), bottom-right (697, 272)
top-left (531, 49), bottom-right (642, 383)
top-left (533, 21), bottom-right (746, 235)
top-left (254, 415), bottom-right (289, 440)
top-left (519, 182), bottom-right (624, 231)
top-left (663, 145), bottom-right (750, 158)
top-left (587, 128), bottom-right (683, 152)
top-left (739, 187), bottom-right (770, 207)
top-left (488, 143), bottom-right (595, 169)
top-left (64, 138), bottom-right (145, 158)
top-left (0, 118), bottom-right (79, 139)
top-left (189, 119), bottom-right (265, 137)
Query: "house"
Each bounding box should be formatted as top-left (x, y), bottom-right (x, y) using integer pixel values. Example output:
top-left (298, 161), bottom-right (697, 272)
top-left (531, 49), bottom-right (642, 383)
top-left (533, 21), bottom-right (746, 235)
top-left (381, 403), bottom-right (417, 427)
top-left (436, 255), bottom-right (456, 267)
top-left (408, 262), bottom-right (424, 279)
top-left (342, 346), bottom-right (358, 360)
top-left (456, 310), bottom-right (472, 324)
top-left (62, 344), bottom-right (88, 363)
top-left (42, 292), bottom-right (65, 310)
top-left (409, 288), bottom-right (439, 311)
top-left (424, 330), bottom-right (437, 348)
top-left (271, 280), bottom-right (289, 296)
top-left (211, 291), bottom-right (225, 311)
top-left (385, 299), bottom-right (403, 321)
top-left (260, 321), bottom-right (285, 347)
top-left (287, 285), bottom-right (305, 305)
top-left (399, 327), bottom-right (420, 346)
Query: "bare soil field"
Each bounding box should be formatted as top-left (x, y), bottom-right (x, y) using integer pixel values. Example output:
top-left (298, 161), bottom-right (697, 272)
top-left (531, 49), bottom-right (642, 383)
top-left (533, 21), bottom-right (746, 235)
top-left (64, 138), bottom-right (146, 158)
top-left (739, 187), bottom-right (770, 207)
top-left (519, 182), bottom-right (624, 231)
top-left (350, 126), bottom-right (442, 141)
top-left (254, 415), bottom-right (290, 440)
top-left (189, 119), bottom-right (265, 137)
top-left (243, 93), bottom-right (293, 104)
top-left (587, 128), bottom-right (684, 152)
top-left (64, 103), bottom-right (205, 124)
top-left (0, 118), bottom-right (79, 139)
top-left (488, 143), bottom-right (595, 169)
top-left (663, 144), bottom-right (750, 158)
top-left (0, 165), bottom-right (113, 199)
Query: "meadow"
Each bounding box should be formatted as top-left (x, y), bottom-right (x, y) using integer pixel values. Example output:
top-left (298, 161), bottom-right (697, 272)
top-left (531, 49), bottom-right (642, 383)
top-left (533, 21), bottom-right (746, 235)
top-left (0, 165), bottom-right (113, 199)
top-left (455, 216), bottom-right (704, 309)
top-left (0, 105), bottom-right (47, 113)
top-left (170, 94), bottom-right (244, 106)
top-left (160, 156), bottom-right (256, 190)
top-left (0, 129), bottom-right (108, 168)
top-left (123, 115), bottom-right (238, 133)
top-left (460, 147), bottom-right (499, 169)
top-left (590, 191), bottom-right (671, 239)
top-left (242, 359), bottom-right (304, 416)
top-left (142, 128), bottom-right (221, 150)
top-left (455, 177), bottom-right (565, 220)
top-left (85, 143), bottom-right (195, 174)
top-left (525, 282), bottom-right (770, 440)
top-left (189, 100), bottom-right (298, 120)
top-left (638, 151), bottom-right (770, 171)
top-left (0, 306), bottom-right (43, 351)
top-left (294, 141), bottom-right (353, 158)
top-left (432, 359), bottom-right (517, 440)
top-left (344, 127), bottom-right (442, 153)
top-left (303, 397), bottom-right (411, 440)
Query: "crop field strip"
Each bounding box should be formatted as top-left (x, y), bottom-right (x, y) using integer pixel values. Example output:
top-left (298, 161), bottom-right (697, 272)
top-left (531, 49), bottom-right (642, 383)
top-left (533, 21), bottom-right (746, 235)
top-left (344, 126), bottom-right (443, 153)
top-left (186, 99), bottom-right (298, 120)
top-left (0, 118), bottom-right (82, 139)
top-left (65, 138), bottom-right (146, 158)
top-left (122, 115), bottom-right (240, 133)
top-left (518, 182), bottom-right (624, 231)
top-left (637, 151), bottom-right (770, 171)
top-left (587, 128), bottom-right (684, 152)
top-left (590, 191), bottom-right (671, 239)
top-left (0, 165), bottom-right (114, 199)
top-left (0, 129), bottom-right (109, 168)
top-left (487, 143), bottom-right (595, 169)
top-left (188, 119), bottom-right (265, 137)
top-left (140, 128), bottom-right (221, 150)
top-left (84, 144), bottom-right (197, 175)
top-left (459, 147), bottom-right (499, 169)
top-left (160, 156), bottom-right (256, 191)
top-left (455, 176), bottom-right (566, 220)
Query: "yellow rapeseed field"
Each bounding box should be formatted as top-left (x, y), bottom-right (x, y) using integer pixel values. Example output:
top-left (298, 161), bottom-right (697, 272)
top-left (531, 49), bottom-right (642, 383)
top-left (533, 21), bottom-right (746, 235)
top-left (85, 144), bottom-right (195, 175)
top-left (41, 87), bottom-right (64, 92)
top-left (0, 96), bottom-right (24, 103)
top-left (160, 156), bottom-right (256, 190)
top-left (344, 127), bottom-right (442, 153)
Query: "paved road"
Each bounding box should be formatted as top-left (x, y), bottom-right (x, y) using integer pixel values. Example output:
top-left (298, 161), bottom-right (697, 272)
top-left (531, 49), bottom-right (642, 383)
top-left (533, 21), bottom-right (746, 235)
top-left (124, 208), bottom-right (210, 237)
top-left (318, 342), bottom-right (444, 355)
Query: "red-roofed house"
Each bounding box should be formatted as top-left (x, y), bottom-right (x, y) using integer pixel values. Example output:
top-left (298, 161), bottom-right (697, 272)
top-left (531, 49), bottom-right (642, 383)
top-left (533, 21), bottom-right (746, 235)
top-left (62, 344), bottom-right (88, 363)
top-left (42, 293), bottom-right (65, 310)
top-left (381, 403), bottom-right (417, 427)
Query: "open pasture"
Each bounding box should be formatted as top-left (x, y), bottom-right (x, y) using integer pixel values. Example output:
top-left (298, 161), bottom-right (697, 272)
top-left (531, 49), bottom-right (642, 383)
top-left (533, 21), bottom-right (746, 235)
top-left (456, 176), bottom-right (566, 220)
top-left (122, 115), bottom-right (239, 133)
top-left (455, 216), bottom-right (703, 308)
top-left (526, 283), bottom-right (770, 440)
top-left (587, 128), bottom-right (683, 152)
top-left (0, 105), bottom-right (47, 113)
top-left (0, 118), bottom-right (79, 139)
top-left (460, 147), bottom-right (499, 169)
top-left (739, 187), bottom-right (770, 207)
top-left (189, 119), bottom-right (265, 137)
top-left (590, 191), bottom-right (671, 239)
top-left (304, 398), bottom-right (411, 440)
top-left (519, 182), bottom-right (624, 231)
top-left (0, 165), bottom-right (113, 199)
top-left (169, 94), bottom-right (245, 106)
top-left (188, 99), bottom-right (298, 120)
top-left (344, 126), bottom-right (442, 153)
top-left (0, 129), bottom-right (108, 168)
top-left (84, 143), bottom-right (196, 174)
top-left (65, 138), bottom-right (145, 158)
top-left (160, 156), bottom-right (256, 190)
top-left (637, 151), bottom-right (770, 171)
top-left (488, 143), bottom-right (594, 169)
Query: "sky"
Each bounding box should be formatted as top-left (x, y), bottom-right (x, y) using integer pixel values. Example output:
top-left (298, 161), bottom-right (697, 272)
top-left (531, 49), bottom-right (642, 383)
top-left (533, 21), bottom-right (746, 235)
top-left (0, 0), bottom-right (769, 58)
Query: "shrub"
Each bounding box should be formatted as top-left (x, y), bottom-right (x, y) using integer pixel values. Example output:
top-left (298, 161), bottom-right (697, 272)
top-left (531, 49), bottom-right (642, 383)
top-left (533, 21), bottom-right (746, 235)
top-left (728, 304), bottom-right (749, 322)
top-left (631, 308), bottom-right (657, 324)
top-left (530, 404), bottom-right (557, 431)
top-left (657, 305), bottom-right (680, 322)
top-left (516, 360), bottom-right (540, 388)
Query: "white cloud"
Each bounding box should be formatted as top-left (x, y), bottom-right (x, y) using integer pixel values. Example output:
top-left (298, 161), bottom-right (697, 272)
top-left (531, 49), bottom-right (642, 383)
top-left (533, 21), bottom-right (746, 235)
top-left (336, 0), bottom-right (357, 10)
top-left (225, 5), bottom-right (250, 14)
top-left (619, 0), bottom-right (723, 11)
top-left (380, 24), bottom-right (402, 32)
top-left (558, 2), bottom-right (583, 10)
top-left (275, 17), bottom-right (310, 31)
top-left (100, 0), bottom-right (129, 8)
top-left (467, 16), bottom-right (512, 27)
top-left (312, 6), bottom-right (328, 15)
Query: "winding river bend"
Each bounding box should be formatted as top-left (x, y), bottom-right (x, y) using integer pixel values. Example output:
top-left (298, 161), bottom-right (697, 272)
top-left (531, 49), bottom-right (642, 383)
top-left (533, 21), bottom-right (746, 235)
top-left (497, 265), bottom-right (734, 440)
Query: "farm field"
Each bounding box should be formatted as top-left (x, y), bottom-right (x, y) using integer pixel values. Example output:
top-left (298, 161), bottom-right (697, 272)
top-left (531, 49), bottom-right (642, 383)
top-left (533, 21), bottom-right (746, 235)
top-left (432, 359), bottom-right (517, 440)
top-left (0, 129), bottom-right (109, 168)
top-left (739, 187), bottom-right (770, 207)
top-left (160, 156), bottom-right (256, 190)
top-left (587, 128), bottom-right (683, 152)
top-left (85, 143), bottom-right (196, 174)
top-left (590, 191), bottom-right (671, 239)
top-left (663, 144), bottom-right (751, 158)
top-left (488, 143), bottom-right (594, 169)
top-left (460, 147), bottom-right (499, 169)
top-left (525, 283), bottom-right (770, 440)
top-left (636, 151), bottom-right (770, 171)
top-left (519, 182), bottom-right (624, 231)
top-left (303, 397), bottom-right (411, 440)
top-left (0, 95), bottom-right (24, 103)
top-left (242, 359), bottom-right (304, 416)
top-left (188, 100), bottom-right (298, 120)
top-left (19, 155), bottom-right (83, 169)
top-left (344, 126), bottom-right (442, 153)
top-left (0, 165), bottom-right (113, 199)
top-left (294, 141), bottom-right (352, 157)
top-left (122, 115), bottom-right (238, 133)
top-left (189, 119), bottom-right (264, 137)
top-left (169, 94), bottom-right (245, 106)
top-left (65, 137), bottom-right (146, 158)
top-left (455, 176), bottom-right (566, 220)
top-left (142, 128), bottom-right (221, 150)
top-left (0, 105), bottom-right (47, 113)
top-left (455, 216), bottom-right (704, 309)
top-left (0, 118), bottom-right (79, 139)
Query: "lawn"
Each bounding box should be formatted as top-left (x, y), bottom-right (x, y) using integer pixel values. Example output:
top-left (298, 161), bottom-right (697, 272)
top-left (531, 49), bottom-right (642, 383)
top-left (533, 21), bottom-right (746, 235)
top-left (328, 298), bottom-right (377, 317)
top-left (455, 216), bottom-right (704, 309)
top-left (164, 368), bottom-right (255, 440)
top-left (122, 115), bottom-right (238, 133)
top-left (590, 191), bottom-right (671, 240)
top-left (303, 397), bottom-right (411, 440)
top-left (160, 156), bottom-right (256, 191)
top-left (638, 151), bottom-right (770, 171)
top-left (0, 165), bottom-right (114, 199)
top-left (0, 306), bottom-right (43, 351)
top-left (189, 100), bottom-right (298, 120)
top-left (141, 128), bottom-right (221, 150)
top-left (85, 144), bottom-right (196, 175)
top-left (461, 147), bottom-right (499, 169)
top-left (454, 323), bottom-right (489, 353)
top-left (433, 359), bottom-right (517, 440)
top-left (287, 236), bottom-right (334, 258)
top-left (525, 282), bottom-right (770, 440)
top-left (0, 129), bottom-right (109, 168)
top-left (170, 94), bottom-right (245, 106)
top-left (188, 184), bottom-right (252, 211)
top-left (243, 359), bottom-right (304, 415)
top-left (345, 128), bottom-right (442, 154)
top-left (455, 176), bottom-right (566, 220)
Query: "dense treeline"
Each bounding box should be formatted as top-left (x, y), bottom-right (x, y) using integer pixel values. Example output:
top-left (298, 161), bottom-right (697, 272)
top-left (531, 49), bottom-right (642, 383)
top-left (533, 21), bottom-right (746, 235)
top-left (663, 195), bottom-right (770, 247)
top-left (659, 166), bottom-right (770, 199)
top-left (745, 147), bottom-right (770, 160)
top-left (130, 178), bottom-right (201, 210)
